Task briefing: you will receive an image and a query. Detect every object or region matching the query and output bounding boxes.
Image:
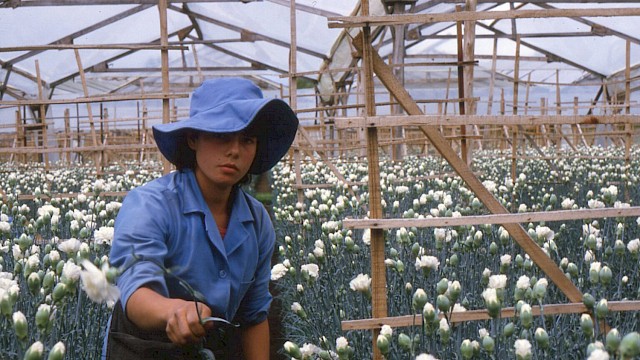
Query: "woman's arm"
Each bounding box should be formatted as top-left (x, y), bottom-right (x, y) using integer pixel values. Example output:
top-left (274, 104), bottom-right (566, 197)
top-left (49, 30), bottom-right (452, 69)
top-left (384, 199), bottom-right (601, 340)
top-left (127, 286), bottom-right (213, 345)
top-left (241, 319), bottom-right (270, 360)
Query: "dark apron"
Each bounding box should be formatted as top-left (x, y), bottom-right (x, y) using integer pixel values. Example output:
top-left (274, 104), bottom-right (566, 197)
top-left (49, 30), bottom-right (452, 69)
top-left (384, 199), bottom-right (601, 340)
top-left (105, 301), bottom-right (243, 360)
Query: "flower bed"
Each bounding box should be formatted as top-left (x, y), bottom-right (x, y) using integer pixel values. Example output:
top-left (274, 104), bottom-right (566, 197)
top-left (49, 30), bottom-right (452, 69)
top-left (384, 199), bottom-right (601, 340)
top-left (270, 147), bottom-right (640, 360)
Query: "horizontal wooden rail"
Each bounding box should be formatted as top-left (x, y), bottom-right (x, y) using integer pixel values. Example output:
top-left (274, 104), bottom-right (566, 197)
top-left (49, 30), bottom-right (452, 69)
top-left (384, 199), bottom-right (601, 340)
top-left (343, 207), bottom-right (640, 229)
top-left (334, 114), bottom-right (640, 129)
top-left (0, 44), bottom-right (187, 52)
top-left (0, 93), bottom-right (188, 107)
top-left (342, 300), bottom-right (640, 330)
top-left (10, 191), bottom-right (129, 201)
top-left (329, 7), bottom-right (640, 28)
top-left (0, 144), bottom-right (158, 154)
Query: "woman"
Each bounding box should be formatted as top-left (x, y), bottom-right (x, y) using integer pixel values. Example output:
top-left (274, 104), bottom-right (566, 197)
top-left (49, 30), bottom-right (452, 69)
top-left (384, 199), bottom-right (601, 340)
top-left (104, 78), bottom-right (298, 359)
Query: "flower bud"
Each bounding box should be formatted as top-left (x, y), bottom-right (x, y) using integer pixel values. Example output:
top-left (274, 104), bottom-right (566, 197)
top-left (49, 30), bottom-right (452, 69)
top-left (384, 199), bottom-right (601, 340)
top-left (28, 272), bottom-right (41, 296)
top-left (534, 328), bottom-right (549, 349)
top-left (460, 339), bottom-right (474, 359)
top-left (24, 341), bottom-right (44, 360)
top-left (599, 266), bottom-right (613, 286)
top-left (47, 342), bottom-right (66, 360)
top-left (583, 293), bottom-right (596, 309)
top-left (619, 332), bottom-right (640, 358)
top-left (12, 311), bottom-right (28, 341)
top-left (436, 294), bottom-right (451, 313)
top-left (376, 334), bottom-right (389, 355)
top-left (398, 333), bottom-right (412, 352)
top-left (520, 304), bottom-right (533, 329)
top-left (35, 304), bottom-right (52, 332)
top-left (503, 322), bottom-right (515, 338)
top-left (581, 314), bottom-right (594, 337)
top-left (595, 299), bottom-right (609, 319)
top-left (412, 289), bottom-right (428, 312)
top-left (52, 283), bottom-right (67, 303)
top-left (436, 278), bottom-right (449, 295)
top-left (605, 328), bottom-right (621, 353)
top-left (423, 303), bottom-right (436, 323)
top-left (482, 335), bottom-right (495, 352)
top-left (283, 341), bottom-right (302, 359)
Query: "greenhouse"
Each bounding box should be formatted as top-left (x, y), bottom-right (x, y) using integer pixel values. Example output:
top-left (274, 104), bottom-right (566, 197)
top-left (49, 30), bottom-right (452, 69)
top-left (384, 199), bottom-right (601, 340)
top-left (1, 0), bottom-right (640, 359)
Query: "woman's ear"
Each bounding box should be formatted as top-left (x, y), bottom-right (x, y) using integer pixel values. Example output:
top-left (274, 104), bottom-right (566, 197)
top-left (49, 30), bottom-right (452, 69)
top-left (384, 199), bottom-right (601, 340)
top-left (186, 132), bottom-right (198, 150)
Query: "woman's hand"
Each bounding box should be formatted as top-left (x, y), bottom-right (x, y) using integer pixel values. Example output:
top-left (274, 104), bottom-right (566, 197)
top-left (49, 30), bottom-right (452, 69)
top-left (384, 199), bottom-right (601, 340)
top-left (165, 299), bottom-right (214, 345)
top-left (126, 286), bottom-right (214, 345)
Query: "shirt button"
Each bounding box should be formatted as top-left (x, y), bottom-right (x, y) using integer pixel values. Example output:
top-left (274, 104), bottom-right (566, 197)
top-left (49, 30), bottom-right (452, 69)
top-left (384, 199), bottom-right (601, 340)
top-left (219, 270), bottom-right (227, 278)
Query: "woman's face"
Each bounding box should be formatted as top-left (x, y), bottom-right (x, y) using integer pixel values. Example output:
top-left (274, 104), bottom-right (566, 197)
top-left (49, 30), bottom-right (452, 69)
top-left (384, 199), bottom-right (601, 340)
top-left (187, 131), bottom-right (257, 191)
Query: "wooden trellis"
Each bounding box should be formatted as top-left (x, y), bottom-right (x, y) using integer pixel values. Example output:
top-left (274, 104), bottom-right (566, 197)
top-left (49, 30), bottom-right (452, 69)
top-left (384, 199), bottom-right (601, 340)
top-left (324, 3), bottom-right (640, 360)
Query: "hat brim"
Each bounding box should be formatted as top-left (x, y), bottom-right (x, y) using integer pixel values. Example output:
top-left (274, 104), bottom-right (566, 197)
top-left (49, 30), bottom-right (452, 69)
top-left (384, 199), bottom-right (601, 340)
top-left (153, 98), bottom-right (298, 174)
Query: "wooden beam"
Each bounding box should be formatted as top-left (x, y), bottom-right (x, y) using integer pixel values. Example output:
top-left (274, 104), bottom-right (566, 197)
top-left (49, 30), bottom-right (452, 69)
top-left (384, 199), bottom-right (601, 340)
top-left (0, 93), bottom-right (188, 106)
top-left (342, 300), bottom-right (640, 330)
top-left (2, 0), bottom-right (252, 6)
top-left (329, 7), bottom-right (640, 28)
top-left (343, 207), bottom-right (640, 230)
top-left (333, 114), bottom-right (640, 128)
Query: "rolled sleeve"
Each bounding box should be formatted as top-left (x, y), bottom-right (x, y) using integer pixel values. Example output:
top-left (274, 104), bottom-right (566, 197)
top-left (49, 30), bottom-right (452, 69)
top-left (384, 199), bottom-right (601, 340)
top-left (109, 188), bottom-right (172, 309)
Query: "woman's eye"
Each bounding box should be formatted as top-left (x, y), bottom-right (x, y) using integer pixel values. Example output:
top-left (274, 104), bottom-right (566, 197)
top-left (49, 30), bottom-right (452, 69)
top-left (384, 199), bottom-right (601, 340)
top-left (242, 136), bottom-right (257, 144)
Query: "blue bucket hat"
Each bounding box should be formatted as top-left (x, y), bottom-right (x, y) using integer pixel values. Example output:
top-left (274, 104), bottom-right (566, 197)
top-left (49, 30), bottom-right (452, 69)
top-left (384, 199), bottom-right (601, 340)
top-left (153, 78), bottom-right (299, 174)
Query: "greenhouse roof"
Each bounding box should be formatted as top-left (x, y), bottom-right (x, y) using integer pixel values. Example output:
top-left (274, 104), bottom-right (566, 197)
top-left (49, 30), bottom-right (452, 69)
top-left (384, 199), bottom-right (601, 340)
top-left (1, 0), bottom-right (639, 104)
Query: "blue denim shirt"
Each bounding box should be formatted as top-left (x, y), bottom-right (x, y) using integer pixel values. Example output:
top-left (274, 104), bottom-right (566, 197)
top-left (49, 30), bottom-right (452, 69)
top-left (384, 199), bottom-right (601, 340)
top-left (109, 169), bottom-right (275, 326)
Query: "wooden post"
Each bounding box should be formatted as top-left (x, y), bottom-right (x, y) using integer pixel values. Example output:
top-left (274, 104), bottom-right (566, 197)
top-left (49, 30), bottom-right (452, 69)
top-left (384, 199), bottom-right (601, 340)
top-left (360, 2), bottom-right (387, 359)
top-left (555, 69), bottom-right (562, 147)
top-left (64, 109), bottom-right (71, 165)
top-left (455, 5), bottom-right (468, 164)
top-left (12, 109), bottom-right (22, 163)
top-left (513, 36), bottom-right (520, 116)
top-left (34, 60), bottom-right (49, 170)
top-left (290, 0), bottom-right (303, 205)
top-left (573, 97), bottom-right (589, 148)
top-left (73, 49), bottom-right (102, 173)
top-left (159, 0), bottom-right (172, 174)
top-left (464, 0), bottom-right (479, 155)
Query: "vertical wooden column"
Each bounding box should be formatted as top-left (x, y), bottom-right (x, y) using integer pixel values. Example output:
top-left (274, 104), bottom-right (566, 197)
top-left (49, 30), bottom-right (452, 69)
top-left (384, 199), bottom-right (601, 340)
top-left (573, 97), bottom-right (588, 148)
top-left (555, 69), bottom-right (562, 147)
top-left (64, 109), bottom-right (71, 165)
top-left (360, 2), bottom-right (387, 360)
top-left (624, 40), bottom-right (631, 160)
top-left (12, 109), bottom-right (22, 163)
top-left (34, 60), bottom-right (49, 170)
top-left (512, 36), bottom-right (520, 116)
top-left (159, 0), bottom-right (171, 174)
top-left (74, 50), bottom-right (102, 173)
top-left (290, 0), bottom-right (303, 205)
top-left (463, 0), bottom-right (478, 155)
top-left (624, 40), bottom-right (631, 203)
top-left (455, 5), bottom-right (468, 164)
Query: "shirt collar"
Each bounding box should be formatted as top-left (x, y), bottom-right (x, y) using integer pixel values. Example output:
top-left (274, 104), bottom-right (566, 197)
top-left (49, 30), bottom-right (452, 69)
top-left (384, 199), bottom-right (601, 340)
top-left (181, 169), bottom-right (254, 223)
